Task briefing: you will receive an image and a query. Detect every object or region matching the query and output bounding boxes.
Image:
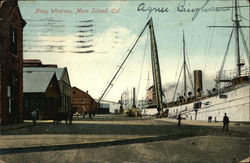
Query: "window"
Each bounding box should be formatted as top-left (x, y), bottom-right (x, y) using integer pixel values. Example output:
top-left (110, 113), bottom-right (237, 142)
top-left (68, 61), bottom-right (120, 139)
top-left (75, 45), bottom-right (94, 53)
top-left (193, 102), bottom-right (201, 110)
top-left (219, 94), bottom-right (228, 99)
top-left (204, 101), bottom-right (210, 105)
top-left (10, 27), bottom-right (17, 55)
top-left (7, 71), bottom-right (18, 114)
top-left (7, 86), bottom-right (11, 114)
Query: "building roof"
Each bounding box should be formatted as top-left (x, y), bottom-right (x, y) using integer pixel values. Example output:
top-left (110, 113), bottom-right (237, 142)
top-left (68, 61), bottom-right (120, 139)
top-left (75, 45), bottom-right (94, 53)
top-left (0, 0), bottom-right (26, 27)
top-left (23, 59), bottom-right (58, 68)
top-left (24, 67), bottom-right (65, 81)
top-left (23, 59), bottom-right (42, 64)
top-left (72, 86), bottom-right (95, 100)
top-left (23, 71), bottom-right (55, 93)
top-left (72, 86), bottom-right (89, 96)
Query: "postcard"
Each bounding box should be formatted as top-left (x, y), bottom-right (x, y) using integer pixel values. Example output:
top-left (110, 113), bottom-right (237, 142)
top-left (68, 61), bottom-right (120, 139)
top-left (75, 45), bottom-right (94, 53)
top-left (0, 0), bottom-right (249, 162)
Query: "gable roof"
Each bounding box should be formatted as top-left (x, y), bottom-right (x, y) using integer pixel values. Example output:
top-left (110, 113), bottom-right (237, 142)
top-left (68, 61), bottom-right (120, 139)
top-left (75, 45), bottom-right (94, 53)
top-left (72, 86), bottom-right (88, 94)
top-left (23, 71), bottom-right (55, 93)
top-left (24, 67), bottom-right (68, 82)
top-left (72, 86), bottom-right (95, 100)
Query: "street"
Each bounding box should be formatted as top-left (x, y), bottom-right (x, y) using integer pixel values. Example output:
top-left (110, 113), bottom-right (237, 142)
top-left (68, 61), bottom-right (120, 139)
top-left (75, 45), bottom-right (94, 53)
top-left (0, 114), bottom-right (249, 163)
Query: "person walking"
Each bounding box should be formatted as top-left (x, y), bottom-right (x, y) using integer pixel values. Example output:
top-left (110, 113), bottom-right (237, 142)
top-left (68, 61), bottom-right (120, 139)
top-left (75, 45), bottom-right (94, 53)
top-left (223, 113), bottom-right (229, 131)
top-left (31, 110), bottom-right (37, 125)
top-left (177, 113), bottom-right (182, 126)
top-left (208, 116), bottom-right (212, 123)
top-left (68, 109), bottom-right (74, 125)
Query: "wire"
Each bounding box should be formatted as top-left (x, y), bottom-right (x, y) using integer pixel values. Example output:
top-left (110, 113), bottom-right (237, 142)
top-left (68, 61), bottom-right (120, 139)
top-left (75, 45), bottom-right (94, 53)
top-left (173, 37), bottom-right (182, 93)
top-left (239, 15), bottom-right (249, 22)
top-left (218, 28), bottom-right (234, 81)
top-left (239, 28), bottom-right (250, 66)
top-left (172, 64), bottom-right (184, 102)
top-left (186, 65), bottom-right (194, 91)
top-left (136, 30), bottom-right (149, 105)
top-left (98, 20), bottom-right (151, 102)
top-left (231, 0), bottom-right (234, 21)
top-left (203, 12), bottom-right (217, 73)
top-left (185, 43), bottom-right (194, 92)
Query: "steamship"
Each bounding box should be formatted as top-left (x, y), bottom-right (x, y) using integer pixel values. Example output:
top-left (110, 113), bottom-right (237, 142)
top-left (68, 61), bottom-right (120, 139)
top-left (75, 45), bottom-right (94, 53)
top-left (141, 0), bottom-right (249, 121)
top-left (166, 0), bottom-right (249, 122)
top-left (167, 69), bottom-right (249, 122)
top-left (100, 1), bottom-right (248, 121)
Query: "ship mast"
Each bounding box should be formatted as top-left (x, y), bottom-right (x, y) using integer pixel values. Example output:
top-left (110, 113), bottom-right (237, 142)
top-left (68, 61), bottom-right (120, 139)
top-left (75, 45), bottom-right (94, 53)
top-left (172, 31), bottom-right (194, 102)
top-left (183, 31), bottom-right (187, 97)
top-left (234, 0), bottom-right (242, 77)
top-left (209, 0), bottom-right (249, 80)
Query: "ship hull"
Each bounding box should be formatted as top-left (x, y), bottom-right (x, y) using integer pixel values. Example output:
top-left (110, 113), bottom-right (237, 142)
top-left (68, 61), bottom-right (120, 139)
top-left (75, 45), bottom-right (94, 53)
top-left (168, 83), bottom-right (249, 122)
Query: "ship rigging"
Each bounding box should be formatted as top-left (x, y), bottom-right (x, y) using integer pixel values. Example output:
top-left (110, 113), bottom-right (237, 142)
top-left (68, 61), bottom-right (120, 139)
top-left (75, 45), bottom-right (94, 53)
top-left (167, 0), bottom-right (249, 122)
top-left (209, 0), bottom-right (250, 85)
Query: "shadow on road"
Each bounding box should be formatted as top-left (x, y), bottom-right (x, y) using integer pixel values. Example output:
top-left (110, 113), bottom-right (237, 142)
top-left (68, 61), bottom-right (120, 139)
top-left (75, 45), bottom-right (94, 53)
top-left (0, 130), bottom-right (198, 155)
top-left (0, 124), bottom-right (248, 156)
top-left (1, 121), bottom-right (248, 138)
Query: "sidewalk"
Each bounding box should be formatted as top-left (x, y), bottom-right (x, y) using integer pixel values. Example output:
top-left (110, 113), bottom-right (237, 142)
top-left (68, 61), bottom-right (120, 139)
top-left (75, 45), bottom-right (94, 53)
top-left (158, 118), bottom-right (222, 126)
top-left (157, 118), bottom-right (250, 133)
top-left (0, 120), bottom-right (52, 132)
top-left (158, 118), bottom-right (250, 126)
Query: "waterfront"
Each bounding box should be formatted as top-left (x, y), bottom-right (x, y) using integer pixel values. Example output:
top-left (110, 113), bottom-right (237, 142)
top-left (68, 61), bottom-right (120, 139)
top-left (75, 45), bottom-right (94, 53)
top-left (0, 115), bottom-right (249, 163)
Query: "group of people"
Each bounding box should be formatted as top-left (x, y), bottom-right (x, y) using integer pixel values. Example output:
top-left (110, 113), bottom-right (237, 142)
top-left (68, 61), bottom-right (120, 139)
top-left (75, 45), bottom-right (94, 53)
top-left (177, 113), bottom-right (230, 131)
top-left (30, 109), bottom-right (75, 125)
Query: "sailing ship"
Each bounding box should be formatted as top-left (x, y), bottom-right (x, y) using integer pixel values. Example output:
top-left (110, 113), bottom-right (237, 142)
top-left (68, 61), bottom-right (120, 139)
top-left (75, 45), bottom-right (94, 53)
top-left (166, 0), bottom-right (249, 122)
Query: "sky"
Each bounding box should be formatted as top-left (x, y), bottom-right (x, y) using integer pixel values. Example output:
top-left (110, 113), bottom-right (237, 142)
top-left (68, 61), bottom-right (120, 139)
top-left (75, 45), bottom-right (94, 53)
top-left (19, 0), bottom-right (250, 102)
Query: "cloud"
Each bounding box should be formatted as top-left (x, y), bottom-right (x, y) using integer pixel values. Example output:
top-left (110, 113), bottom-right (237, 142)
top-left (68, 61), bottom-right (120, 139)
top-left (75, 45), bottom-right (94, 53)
top-left (24, 25), bottom-right (150, 101)
top-left (109, 1), bottom-right (128, 9)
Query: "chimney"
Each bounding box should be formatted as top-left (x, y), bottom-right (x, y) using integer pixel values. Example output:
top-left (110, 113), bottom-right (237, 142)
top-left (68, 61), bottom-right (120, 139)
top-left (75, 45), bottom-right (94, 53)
top-left (132, 87), bottom-right (136, 108)
top-left (194, 70), bottom-right (203, 97)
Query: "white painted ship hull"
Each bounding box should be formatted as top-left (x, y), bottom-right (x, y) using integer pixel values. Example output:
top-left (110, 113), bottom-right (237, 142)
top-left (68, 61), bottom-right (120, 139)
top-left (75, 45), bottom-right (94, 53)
top-left (168, 83), bottom-right (250, 122)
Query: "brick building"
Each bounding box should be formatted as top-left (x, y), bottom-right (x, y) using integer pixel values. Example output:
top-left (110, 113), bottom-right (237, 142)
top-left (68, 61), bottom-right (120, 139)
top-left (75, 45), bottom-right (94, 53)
top-left (71, 87), bottom-right (98, 116)
top-left (0, 0), bottom-right (26, 124)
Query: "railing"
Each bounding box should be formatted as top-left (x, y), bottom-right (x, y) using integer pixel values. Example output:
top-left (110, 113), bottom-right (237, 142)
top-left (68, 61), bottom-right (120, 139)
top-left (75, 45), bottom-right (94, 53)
top-left (216, 69), bottom-right (237, 81)
top-left (241, 67), bottom-right (250, 76)
top-left (216, 67), bottom-right (250, 81)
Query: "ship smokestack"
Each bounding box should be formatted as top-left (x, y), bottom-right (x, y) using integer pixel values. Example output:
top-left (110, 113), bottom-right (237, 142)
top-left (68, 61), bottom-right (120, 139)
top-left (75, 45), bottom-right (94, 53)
top-left (194, 70), bottom-right (203, 97)
top-left (132, 87), bottom-right (136, 108)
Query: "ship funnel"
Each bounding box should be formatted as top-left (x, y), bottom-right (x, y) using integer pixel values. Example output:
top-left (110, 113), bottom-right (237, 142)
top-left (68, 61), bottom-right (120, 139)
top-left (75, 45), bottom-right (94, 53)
top-left (194, 70), bottom-right (203, 97)
top-left (132, 87), bottom-right (136, 108)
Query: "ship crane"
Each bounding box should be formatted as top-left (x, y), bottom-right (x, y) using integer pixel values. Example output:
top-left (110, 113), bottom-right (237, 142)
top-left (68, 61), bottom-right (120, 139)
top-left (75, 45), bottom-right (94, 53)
top-left (98, 18), bottom-right (164, 117)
